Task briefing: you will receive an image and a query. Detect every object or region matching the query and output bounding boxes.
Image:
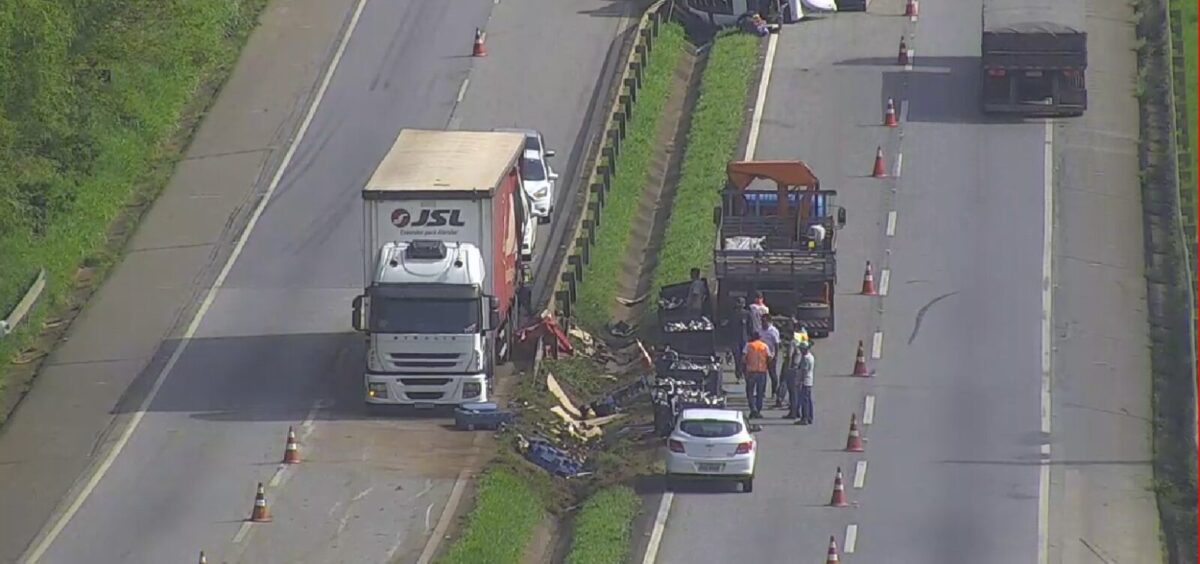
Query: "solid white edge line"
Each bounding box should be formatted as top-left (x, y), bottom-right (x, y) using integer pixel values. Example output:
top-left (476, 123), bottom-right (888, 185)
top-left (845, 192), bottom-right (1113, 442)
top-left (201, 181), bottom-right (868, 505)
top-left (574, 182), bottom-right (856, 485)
top-left (879, 269), bottom-right (891, 296)
top-left (743, 33), bottom-right (778, 161)
top-left (18, 1), bottom-right (373, 562)
top-left (871, 331), bottom-right (883, 359)
top-left (642, 29), bottom-right (778, 564)
top-left (1037, 120), bottom-right (1054, 564)
top-left (844, 524), bottom-right (859, 553)
top-left (853, 460), bottom-right (868, 489)
top-left (885, 210), bottom-right (897, 237)
top-left (863, 395), bottom-right (875, 425)
top-left (416, 468), bottom-right (471, 564)
top-left (642, 492), bottom-right (675, 564)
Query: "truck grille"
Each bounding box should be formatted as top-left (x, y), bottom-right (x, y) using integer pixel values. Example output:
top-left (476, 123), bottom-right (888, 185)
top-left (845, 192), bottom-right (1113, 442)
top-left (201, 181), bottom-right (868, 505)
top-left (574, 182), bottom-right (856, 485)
top-left (388, 352), bottom-right (461, 369)
top-left (400, 378), bottom-right (453, 387)
top-left (405, 391), bottom-right (446, 401)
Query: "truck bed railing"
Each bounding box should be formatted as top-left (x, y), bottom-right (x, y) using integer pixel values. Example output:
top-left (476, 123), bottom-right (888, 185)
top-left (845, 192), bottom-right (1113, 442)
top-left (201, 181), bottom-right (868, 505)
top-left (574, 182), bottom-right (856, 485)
top-left (713, 249), bottom-right (836, 281)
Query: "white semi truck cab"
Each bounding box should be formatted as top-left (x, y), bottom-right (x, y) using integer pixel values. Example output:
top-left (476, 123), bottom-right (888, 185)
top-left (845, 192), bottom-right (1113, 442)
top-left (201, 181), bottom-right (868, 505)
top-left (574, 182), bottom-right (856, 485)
top-left (352, 130), bottom-right (529, 407)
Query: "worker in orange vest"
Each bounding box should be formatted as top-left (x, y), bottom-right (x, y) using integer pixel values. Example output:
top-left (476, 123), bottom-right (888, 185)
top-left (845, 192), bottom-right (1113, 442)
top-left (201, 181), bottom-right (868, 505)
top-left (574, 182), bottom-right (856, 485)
top-left (742, 331), bottom-right (770, 419)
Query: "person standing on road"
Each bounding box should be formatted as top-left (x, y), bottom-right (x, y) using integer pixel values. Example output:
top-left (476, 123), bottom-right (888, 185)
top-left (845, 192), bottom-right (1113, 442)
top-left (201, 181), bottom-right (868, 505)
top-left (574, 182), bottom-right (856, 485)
top-left (742, 331), bottom-right (770, 418)
top-left (759, 317), bottom-right (781, 407)
top-left (793, 342), bottom-right (816, 425)
top-left (779, 326), bottom-right (799, 419)
top-left (728, 296), bottom-right (752, 382)
top-left (685, 267), bottom-right (706, 315)
top-left (748, 291), bottom-right (770, 331)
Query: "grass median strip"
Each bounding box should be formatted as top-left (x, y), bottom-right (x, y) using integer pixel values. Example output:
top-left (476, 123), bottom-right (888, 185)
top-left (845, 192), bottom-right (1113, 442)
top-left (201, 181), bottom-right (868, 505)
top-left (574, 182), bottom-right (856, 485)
top-left (1168, 0), bottom-right (1197, 242)
top-left (650, 31), bottom-right (759, 298)
top-left (0, 0), bottom-right (268, 411)
top-left (564, 486), bottom-right (641, 564)
top-left (436, 467), bottom-right (547, 564)
top-left (574, 22), bottom-right (687, 331)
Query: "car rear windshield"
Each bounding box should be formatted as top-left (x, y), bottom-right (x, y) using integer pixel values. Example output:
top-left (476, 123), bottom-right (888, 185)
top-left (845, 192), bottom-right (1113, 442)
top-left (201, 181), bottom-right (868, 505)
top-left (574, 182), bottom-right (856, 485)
top-left (680, 419), bottom-right (742, 438)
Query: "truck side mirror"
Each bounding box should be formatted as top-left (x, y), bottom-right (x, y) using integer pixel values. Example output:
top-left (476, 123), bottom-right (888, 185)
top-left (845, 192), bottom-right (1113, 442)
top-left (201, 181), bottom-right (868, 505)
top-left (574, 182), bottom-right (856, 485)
top-left (488, 296), bottom-right (501, 330)
top-left (837, 207), bottom-right (847, 227)
top-left (712, 206), bottom-right (721, 226)
top-left (352, 295), bottom-right (365, 332)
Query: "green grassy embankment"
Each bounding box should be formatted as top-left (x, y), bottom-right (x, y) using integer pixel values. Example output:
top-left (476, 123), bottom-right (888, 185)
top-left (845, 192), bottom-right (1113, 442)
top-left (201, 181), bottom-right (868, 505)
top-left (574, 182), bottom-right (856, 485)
top-left (436, 467), bottom-right (549, 564)
top-left (0, 0), bottom-right (268, 412)
top-left (574, 22), bottom-right (687, 331)
top-left (650, 31), bottom-right (759, 297)
top-left (563, 486), bottom-right (641, 564)
top-left (1168, 0), bottom-right (1197, 241)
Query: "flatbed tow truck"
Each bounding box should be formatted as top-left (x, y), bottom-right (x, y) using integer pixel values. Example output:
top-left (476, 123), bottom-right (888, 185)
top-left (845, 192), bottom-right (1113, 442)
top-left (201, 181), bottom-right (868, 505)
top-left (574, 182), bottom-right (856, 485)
top-left (712, 160), bottom-right (846, 338)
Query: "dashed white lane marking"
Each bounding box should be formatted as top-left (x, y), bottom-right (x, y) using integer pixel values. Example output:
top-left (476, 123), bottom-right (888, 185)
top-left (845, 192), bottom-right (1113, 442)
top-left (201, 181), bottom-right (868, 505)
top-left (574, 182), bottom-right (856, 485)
top-left (641, 492), bottom-right (675, 564)
top-left (863, 395), bottom-right (876, 425)
top-left (885, 210), bottom-right (897, 237)
top-left (424, 502), bottom-right (435, 533)
top-left (904, 50), bottom-right (914, 72)
top-left (18, 0), bottom-right (371, 560)
top-left (900, 99), bottom-right (910, 123)
top-left (892, 152), bottom-right (903, 178)
top-left (642, 30), bottom-right (779, 564)
top-left (871, 331), bottom-right (883, 359)
top-left (845, 524), bottom-right (859, 553)
top-left (456, 77), bottom-right (470, 103)
top-left (743, 33), bottom-right (779, 161)
top-left (232, 521), bottom-right (252, 544)
top-left (1037, 120), bottom-right (1054, 564)
top-left (879, 269), bottom-right (891, 296)
top-left (853, 460), bottom-right (868, 489)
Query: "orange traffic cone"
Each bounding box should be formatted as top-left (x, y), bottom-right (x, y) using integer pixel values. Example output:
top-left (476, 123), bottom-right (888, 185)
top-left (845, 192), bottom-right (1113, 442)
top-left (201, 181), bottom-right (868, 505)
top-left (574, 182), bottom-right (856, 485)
top-left (249, 482), bottom-right (272, 522)
top-left (829, 466), bottom-right (850, 507)
top-left (283, 426), bottom-right (300, 464)
top-left (845, 413), bottom-right (865, 452)
top-left (853, 340), bottom-right (870, 377)
top-left (898, 37), bottom-right (910, 65)
top-left (861, 261), bottom-right (877, 295)
top-left (905, 0), bottom-right (919, 17)
top-left (199, 551), bottom-right (208, 564)
top-left (825, 535), bottom-right (841, 563)
top-left (884, 98), bottom-right (898, 127)
top-left (871, 146), bottom-right (888, 178)
top-left (472, 28), bottom-right (487, 57)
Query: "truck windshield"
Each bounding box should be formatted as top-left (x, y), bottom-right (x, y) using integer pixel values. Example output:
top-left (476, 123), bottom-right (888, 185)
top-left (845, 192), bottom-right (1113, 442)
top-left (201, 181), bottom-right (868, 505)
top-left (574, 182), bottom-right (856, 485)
top-left (370, 298), bottom-right (480, 334)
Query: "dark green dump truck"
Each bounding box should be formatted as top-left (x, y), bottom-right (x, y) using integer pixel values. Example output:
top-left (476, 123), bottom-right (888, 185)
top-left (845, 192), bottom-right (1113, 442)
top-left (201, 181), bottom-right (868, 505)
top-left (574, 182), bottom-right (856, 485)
top-left (981, 0), bottom-right (1088, 117)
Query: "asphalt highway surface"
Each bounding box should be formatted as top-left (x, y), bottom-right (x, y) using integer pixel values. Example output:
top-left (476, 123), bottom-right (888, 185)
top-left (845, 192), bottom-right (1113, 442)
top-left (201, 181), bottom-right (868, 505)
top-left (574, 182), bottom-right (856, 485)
top-left (0, 0), bottom-right (637, 562)
top-left (644, 1), bottom-right (1160, 563)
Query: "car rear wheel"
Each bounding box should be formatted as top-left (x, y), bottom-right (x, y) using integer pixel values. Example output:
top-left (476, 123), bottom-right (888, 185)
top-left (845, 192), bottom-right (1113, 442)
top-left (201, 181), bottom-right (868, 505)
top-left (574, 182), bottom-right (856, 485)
top-left (741, 478), bottom-right (754, 493)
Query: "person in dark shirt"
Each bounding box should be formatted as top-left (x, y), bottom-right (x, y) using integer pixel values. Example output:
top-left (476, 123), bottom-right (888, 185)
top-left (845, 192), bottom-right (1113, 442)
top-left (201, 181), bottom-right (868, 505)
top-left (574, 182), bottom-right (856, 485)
top-left (729, 296), bottom-right (752, 382)
top-left (686, 268), bottom-right (706, 315)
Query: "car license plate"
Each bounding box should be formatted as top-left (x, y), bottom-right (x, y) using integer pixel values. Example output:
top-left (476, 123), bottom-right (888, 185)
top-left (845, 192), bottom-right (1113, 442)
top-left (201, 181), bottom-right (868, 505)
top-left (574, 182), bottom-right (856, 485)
top-left (413, 402), bottom-right (436, 410)
top-left (697, 463), bottom-right (724, 473)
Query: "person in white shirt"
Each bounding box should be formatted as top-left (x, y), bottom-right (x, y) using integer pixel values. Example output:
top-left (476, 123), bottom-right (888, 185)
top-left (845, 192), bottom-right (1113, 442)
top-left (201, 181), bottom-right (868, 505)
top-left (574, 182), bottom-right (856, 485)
top-left (793, 342), bottom-right (816, 425)
top-left (759, 317), bottom-right (781, 406)
top-left (748, 291), bottom-right (770, 333)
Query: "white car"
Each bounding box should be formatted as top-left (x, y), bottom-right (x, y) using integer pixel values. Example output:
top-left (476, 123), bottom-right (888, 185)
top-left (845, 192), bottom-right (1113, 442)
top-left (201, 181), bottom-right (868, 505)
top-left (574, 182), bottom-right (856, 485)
top-left (664, 408), bottom-right (757, 492)
top-left (495, 128), bottom-right (557, 224)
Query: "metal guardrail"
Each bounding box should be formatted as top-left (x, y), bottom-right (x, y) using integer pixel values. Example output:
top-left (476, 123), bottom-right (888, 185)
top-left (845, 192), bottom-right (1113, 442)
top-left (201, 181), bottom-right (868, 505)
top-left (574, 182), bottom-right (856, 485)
top-left (1, 269), bottom-right (46, 339)
top-left (550, 0), bottom-right (674, 324)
